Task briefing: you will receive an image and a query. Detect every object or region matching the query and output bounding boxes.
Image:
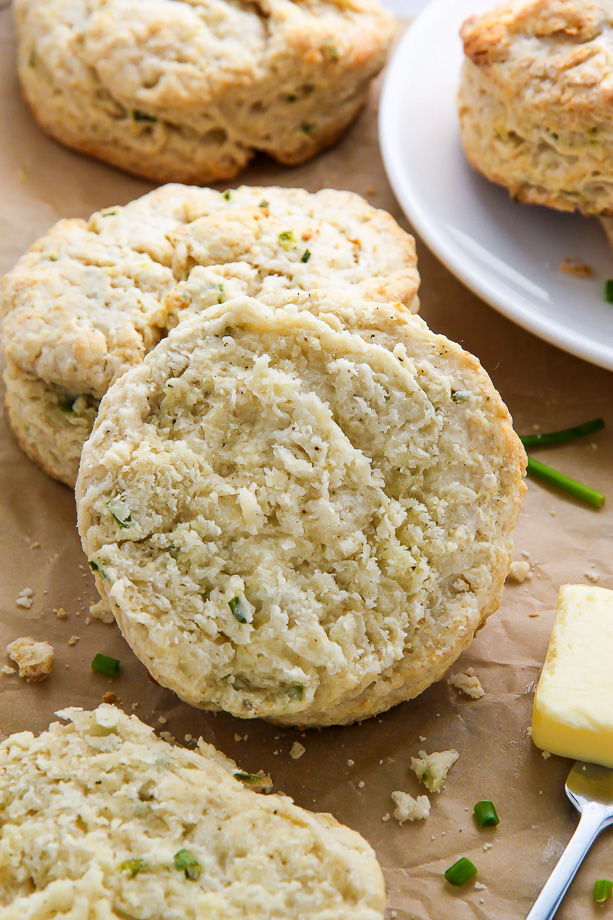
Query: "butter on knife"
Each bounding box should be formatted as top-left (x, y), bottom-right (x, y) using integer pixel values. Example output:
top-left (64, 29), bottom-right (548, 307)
top-left (532, 584), bottom-right (613, 768)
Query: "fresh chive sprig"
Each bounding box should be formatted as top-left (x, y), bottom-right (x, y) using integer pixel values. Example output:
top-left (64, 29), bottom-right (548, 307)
top-left (594, 879), bottom-right (613, 903)
top-left (473, 800), bottom-right (500, 827)
top-left (519, 418), bottom-right (604, 447)
top-left (444, 857), bottom-right (477, 886)
top-left (92, 653), bottom-right (120, 676)
top-left (526, 457), bottom-right (604, 509)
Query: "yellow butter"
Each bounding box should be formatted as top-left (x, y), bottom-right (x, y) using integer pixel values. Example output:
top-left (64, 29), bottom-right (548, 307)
top-left (532, 584), bottom-right (613, 768)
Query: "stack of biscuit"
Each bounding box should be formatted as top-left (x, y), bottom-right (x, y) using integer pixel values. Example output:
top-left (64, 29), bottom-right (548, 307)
top-left (0, 0), bottom-right (529, 914)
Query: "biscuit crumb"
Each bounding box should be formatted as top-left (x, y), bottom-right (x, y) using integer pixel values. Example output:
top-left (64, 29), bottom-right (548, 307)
top-left (529, 611), bottom-right (540, 618)
top-left (158, 715), bottom-right (167, 725)
top-left (507, 560), bottom-right (531, 583)
top-left (558, 257), bottom-right (592, 278)
top-left (541, 751), bottom-right (551, 759)
top-left (347, 759), bottom-right (355, 767)
top-left (102, 691), bottom-right (117, 704)
top-left (1, 665), bottom-right (16, 675)
top-left (585, 571), bottom-right (600, 583)
top-left (391, 791), bottom-right (431, 823)
top-left (358, 780), bottom-right (365, 789)
top-left (159, 731), bottom-right (176, 744)
top-left (67, 635), bottom-right (80, 646)
top-left (483, 843), bottom-right (493, 851)
top-left (448, 667), bottom-right (484, 699)
top-left (411, 750), bottom-right (459, 793)
top-left (56, 607), bottom-right (68, 619)
top-left (7, 637), bottom-right (54, 681)
top-left (365, 185), bottom-right (376, 196)
top-left (234, 733), bottom-right (243, 742)
top-left (382, 813), bottom-right (390, 822)
top-left (16, 588), bottom-right (34, 609)
top-left (289, 741), bottom-right (305, 760)
top-left (419, 735), bottom-right (427, 742)
top-left (475, 882), bottom-right (487, 891)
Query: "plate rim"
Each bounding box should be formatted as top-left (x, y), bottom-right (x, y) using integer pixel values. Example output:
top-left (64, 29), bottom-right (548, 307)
top-left (379, 0), bottom-right (613, 372)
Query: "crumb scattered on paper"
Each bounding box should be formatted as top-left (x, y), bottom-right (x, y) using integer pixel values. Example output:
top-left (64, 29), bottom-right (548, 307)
top-left (102, 691), bottom-right (117, 703)
top-left (475, 882), bottom-right (487, 891)
top-left (56, 607), bottom-right (68, 619)
top-left (585, 571), bottom-right (600, 583)
top-left (419, 736), bottom-right (427, 742)
top-left (541, 751), bottom-right (551, 759)
top-left (16, 588), bottom-right (33, 609)
top-left (358, 780), bottom-right (365, 789)
top-left (507, 561), bottom-right (531, 583)
top-left (67, 635), bottom-right (80, 646)
top-left (392, 791), bottom-right (431, 823)
top-left (448, 667), bottom-right (484, 699)
top-left (1, 665), bottom-right (16, 675)
top-left (529, 611), bottom-right (540, 618)
top-left (6, 637), bottom-right (54, 681)
top-left (382, 813), bottom-right (391, 822)
top-left (558, 257), bottom-right (593, 278)
top-left (483, 843), bottom-right (493, 852)
top-left (290, 741), bottom-right (305, 760)
top-left (347, 759), bottom-right (355, 767)
top-left (411, 750), bottom-right (459, 793)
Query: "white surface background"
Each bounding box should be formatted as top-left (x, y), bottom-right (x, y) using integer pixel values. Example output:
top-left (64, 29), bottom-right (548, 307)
top-left (386, 0), bottom-right (429, 14)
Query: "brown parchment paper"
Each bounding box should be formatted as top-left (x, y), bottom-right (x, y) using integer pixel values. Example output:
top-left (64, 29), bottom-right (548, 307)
top-left (1, 7), bottom-right (613, 918)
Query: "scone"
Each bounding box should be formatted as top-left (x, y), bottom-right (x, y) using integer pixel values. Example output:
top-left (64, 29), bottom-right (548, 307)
top-left (458, 0), bottom-right (613, 217)
top-left (76, 291), bottom-right (526, 728)
top-left (0, 184), bottom-right (419, 487)
top-left (0, 705), bottom-right (386, 918)
top-left (14, 0), bottom-right (394, 183)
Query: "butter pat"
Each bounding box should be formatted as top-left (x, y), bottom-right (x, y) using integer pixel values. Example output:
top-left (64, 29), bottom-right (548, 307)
top-left (532, 585), bottom-right (613, 768)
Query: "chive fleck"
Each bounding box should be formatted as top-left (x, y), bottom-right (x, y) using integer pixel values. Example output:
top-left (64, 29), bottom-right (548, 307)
top-left (451, 389), bottom-right (471, 402)
top-left (605, 280), bottom-right (613, 303)
top-left (229, 596), bottom-right (248, 624)
top-left (594, 879), bottom-right (613, 903)
top-left (174, 849), bottom-right (201, 881)
top-left (28, 49), bottom-right (38, 68)
top-left (445, 857), bottom-right (477, 886)
top-left (519, 418), bottom-right (604, 447)
top-left (473, 800), bottom-right (500, 827)
top-left (107, 495), bottom-right (132, 529)
top-left (259, 199), bottom-right (269, 208)
top-left (92, 653), bottom-right (120, 676)
top-left (301, 249), bottom-right (311, 263)
top-left (526, 456), bottom-right (604, 509)
top-left (288, 684), bottom-right (304, 700)
top-left (120, 858), bottom-right (144, 878)
top-left (218, 283), bottom-right (225, 305)
top-left (279, 230), bottom-right (297, 250)
top-left (234, 771), bottom-right (261, 784)
top-left (133, 110), bottom-right (157, 123)
top-left (88, 560), bottom-right (100, 573)
top-left (223, 190), bottom-right (231, 201)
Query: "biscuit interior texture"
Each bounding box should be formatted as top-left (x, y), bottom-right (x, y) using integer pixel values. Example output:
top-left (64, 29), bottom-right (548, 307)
top-left (14, 0), bottom-right (394, 184)
top-left (76, 292), bottom-right (526, 727)
top-left (458, 0), bottom-right (613, 217)
top-left (0, 705), bottom-right (385, 918)
top-left (0, 184), bottom-right (419, 487)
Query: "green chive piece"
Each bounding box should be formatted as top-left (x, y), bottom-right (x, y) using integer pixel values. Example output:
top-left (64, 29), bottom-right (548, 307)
top-left (174, 849), bottom-right (201, 881)
top-left (107, 495), bottom-right (132, 529)
top-left (451, 389), bottom-right (471, 403)
top-left (301, 250), bottom-right (311, 263)
top-left (92, 653), bottom-right (120, 676)
top-left (120, 858), bottom-right (143, 878)
top-left (279, 230), bottom-right (296, 250)
top-left (445, 857), bottom-right (478, 886)
top-left (606, 280), bottom-right (613, 304)
top-left (520, 418), bottom-right (604, 447)
top-left (594, 879), bottom-right (613, 903)
top-left (88, 560), bottom-right (100, 573)
top-left (473, 800), bottom-right (500, 827)
top-left (288, 684), bottom-right (305, 700)
top-left (526, 456), bottom-right (605, 509)
top-left (218, 284), bottom-right (225, 305)
top-left (234, 771), bottom-right (260, 784)
top-left (133, 110), bottom-right (157, 123)
top-left (229, 596), bottom-right (248, 624)
top-left (259, 199), bottom-right (269, 208)
top-left (223, 190), bottom-right (231, 201)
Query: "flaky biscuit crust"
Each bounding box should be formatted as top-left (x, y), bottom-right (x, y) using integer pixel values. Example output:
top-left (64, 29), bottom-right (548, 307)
top-left (15, 0), bottom-right (394, 183)
top-left (0, 184), bottom-right (419, 486)
top-left (76, 293), bottom-right (525, 727)
top-left (0, 706), bottom-right (386, 917)
top-left (458, 0), bottom-right (613, 216)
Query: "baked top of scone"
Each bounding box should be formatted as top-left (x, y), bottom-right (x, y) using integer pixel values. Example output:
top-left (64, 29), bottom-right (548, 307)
top-left (76, 291), bottom-right (526, 727)
top-left (1, 184), bottom-right (419, 402)
top-left (461, 0), bottom-right (613, 127)
top-left (0, 705), bottom-right (385, 918)
top-left (14, 0), bottom-right (394, 182)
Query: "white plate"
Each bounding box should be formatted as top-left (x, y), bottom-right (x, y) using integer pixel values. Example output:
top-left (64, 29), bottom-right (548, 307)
top-left (379, 0), bottom-right (613, 370)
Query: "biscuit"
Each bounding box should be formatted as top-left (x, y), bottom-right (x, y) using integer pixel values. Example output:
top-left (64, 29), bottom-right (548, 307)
top-left (1, 184), bottom-right (419, 486)
top-left (458, 1), bottom-right (613, 217)
top-left (15, 0), bottom-right (394, 183)
top-left (76, 291), bottom-right (526, 727)
top-left (0, 705), bottom-right (386, 917)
